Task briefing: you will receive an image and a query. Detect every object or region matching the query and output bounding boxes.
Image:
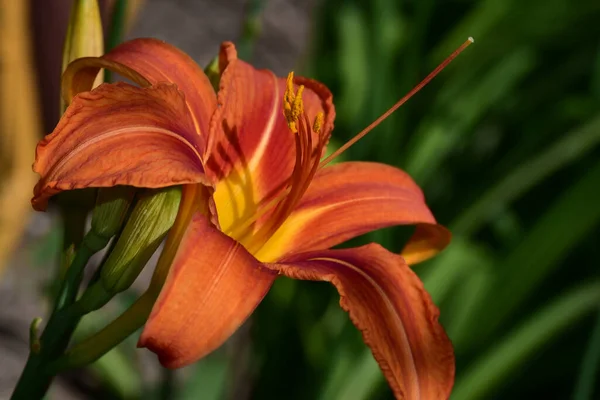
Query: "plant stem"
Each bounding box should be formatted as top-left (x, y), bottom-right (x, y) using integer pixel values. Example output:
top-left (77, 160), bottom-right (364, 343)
top-left (11, 307), bottom-right (81, 399)
top-left (11, 232), bottom-right (107, 400)
top-left (51, 291), bottom-right (155, 371)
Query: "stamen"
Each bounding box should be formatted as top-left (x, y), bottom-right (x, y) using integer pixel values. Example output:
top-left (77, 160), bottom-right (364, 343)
top-left (320, 37), bottom-right (475, 167)
top-left (292, 86), bottom-right (304, 122)
top-left (283, 72), bottom-right (306, 134)
top-left (313, 112), bottom-right (324, 134)
top-left (285, 72), bottom-right (295, 105)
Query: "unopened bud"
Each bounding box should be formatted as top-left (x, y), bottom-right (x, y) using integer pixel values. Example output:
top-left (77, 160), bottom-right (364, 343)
top-left (91, 186), bottom-right (135, 240)
top-left (100, 187), bottom-right (181, 294)
top-left (204, 56), bottom-right (220, 92)
top-left (62, 0), bottom-right (104, 111)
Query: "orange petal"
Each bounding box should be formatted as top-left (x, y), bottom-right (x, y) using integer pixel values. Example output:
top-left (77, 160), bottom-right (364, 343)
top-left (255, 162), bottom-right (450, 263)
top-left (104, 38), bottom-right (217, 137)
top-left (401, 224), bottom-right (452, 265)
top-left (210, 42), bottom-right (334, 234)
top-left (32, 82), bottom-right (207, 211)
top-left (269, 245), bottom-right (455, 399)
top-left (139, 213), bottom-right (276, 368)
top-left (61, 56), bottom-right (152, 104)
top-left (61, 39), bottom-right (217, 141)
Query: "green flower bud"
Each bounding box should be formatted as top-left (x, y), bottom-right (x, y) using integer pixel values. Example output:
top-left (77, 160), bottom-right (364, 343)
top-left (204, 56), bottom-right (220, 92)
top-left (100, 187), bottom-right (182, 295)
top-left (62, 0), bottom-right (104, 112)
top-left (91, 186), bottom-right (135, 240)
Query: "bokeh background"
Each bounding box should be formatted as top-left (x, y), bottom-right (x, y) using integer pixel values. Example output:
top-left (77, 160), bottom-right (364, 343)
top-left (1, 0), bottom-right (599, 399)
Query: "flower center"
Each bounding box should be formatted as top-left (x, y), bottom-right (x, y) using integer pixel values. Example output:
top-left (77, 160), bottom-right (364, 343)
top-left (229, 72), bottom-right (326, 254)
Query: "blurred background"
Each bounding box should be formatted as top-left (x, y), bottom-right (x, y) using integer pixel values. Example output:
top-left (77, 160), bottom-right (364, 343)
top-left (1, 0), bottom-right (599, 399)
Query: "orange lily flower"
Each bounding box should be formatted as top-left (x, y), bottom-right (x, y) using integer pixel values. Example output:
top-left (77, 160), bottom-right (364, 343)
top-left (33, 39), bottom-right (458, 398)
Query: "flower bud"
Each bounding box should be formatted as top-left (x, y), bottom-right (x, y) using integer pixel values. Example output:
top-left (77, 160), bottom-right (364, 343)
top-left (100, 187), bottom-right (182, 295)
top-left (62, 0), bottom-right (104, 111)
top-left (91, 186), bottom-right (135, 240)
top-left (204, 57), bottom-right (220, 92)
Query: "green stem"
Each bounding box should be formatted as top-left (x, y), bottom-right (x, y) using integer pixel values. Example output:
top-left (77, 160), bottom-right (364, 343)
top-left (51, 291), bottom-right (155, 371)
top-left (11, 232), bottom-right (108, 400)
top-left (55, 229), bottom-right (110, 310)
top-left (51, 185), bottom-right (197, 371)
top-left (53, 205), bottom-right (87, 299)
top-left (11, 307), bottom-right (82, 399)
top-left (54, 244), bottom-right (93, 311)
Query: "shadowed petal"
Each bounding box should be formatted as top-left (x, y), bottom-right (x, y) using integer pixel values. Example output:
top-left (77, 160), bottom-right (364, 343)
top-left (61, 56), bottom-right (152, 104)
top-left (104, 38), bottom-right (217, 137)
top-left (139, 213), bottom-right (277, 368)
top-left (32, 82), bottom-right (207, 211)
top-left (62, 39), bottom-right (216, 136)
top-left (255, 162), bottom-right (450, 263)
top-left (401, 224), bottom-right (452, 265)
top-left (268, 245), bottom-right (455, 399)
top-left (210, 42), bottom-right (335, 235)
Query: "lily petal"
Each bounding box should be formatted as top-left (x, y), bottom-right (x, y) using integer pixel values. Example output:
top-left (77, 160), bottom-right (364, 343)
top-left (32, 82), bottom-right (207, 211)
top-left (255, 162), bottom-right (450, 263)
top-left (61, 39), bottom-right (217, 140)
top-left (401, 224), bottom-right (452, 265)
top-left (104, 38), bottom-right (217, 137)
top-left (139, 213), bottom-right (276, 368)
top-left (268, 244), bottom-right (455, 399)
top-left (211, 42), bottom-right (335, 235)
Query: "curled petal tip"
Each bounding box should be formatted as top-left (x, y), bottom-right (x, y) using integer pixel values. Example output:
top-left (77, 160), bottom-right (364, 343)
top-left (219, 42), bottom-right (238, 72)
top-left (271, 245), bottom-right (455, 399)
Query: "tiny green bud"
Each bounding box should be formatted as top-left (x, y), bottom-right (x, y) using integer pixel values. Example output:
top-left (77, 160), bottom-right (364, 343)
top-left (204, 56), bottom-right (220, 92)
top-left (100, 187), bottom-right (182, 294)
top-left (91, 186), bottom-right (135, 239)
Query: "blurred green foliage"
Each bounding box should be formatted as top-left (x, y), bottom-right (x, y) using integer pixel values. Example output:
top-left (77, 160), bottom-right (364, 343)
top-left (34, 0), bottom-right (600, 398)
top-left (245, 0), bottom-right (600, 398)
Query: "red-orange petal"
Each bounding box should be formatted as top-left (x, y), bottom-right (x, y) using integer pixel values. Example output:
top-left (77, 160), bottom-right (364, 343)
top-left (401, 224), bottom-right (452, 265)
top-left (255, 162), bottom-right (450, 264)
top-left (32, 82), bottom-right (207, 211)
top-left (209, 42), bottom-right (334, 233)
top-left (268, 245), bottom-right (455, 399)
top-left (103, 38), bottom-right (217, 137)
top-left (138, 213), bottom-right (277, 368)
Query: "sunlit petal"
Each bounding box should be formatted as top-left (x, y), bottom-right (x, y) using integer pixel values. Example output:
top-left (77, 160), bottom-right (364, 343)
top-left (211, 42), bottom-right (335, 235)
top-left (256, 162), bottom-right (450, 263)
top-left (139, 213), bottom-right (276, 368)
top-left (32, 82), bottom-right (207, 210)
top-left (269, 244), bottom-right (455, 399)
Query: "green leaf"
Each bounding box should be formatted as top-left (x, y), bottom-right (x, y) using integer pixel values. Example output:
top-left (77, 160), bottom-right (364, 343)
top-left (421, 237), bottom-right (495, 305)
top-left (452, 114), bottom-right (600, 235)
top-left (452, 281), bottom-right (600, 400)
top-left (573, 308), bottom-right (600, 400)
top-left (176, 355), bottom-right (229, 400)
top-left (335, 4), bottom-right (369, 124)
top-left (91, 347), bottom-right (142, 399)
top-left (462, 158), bottom-right (600, 342)
top-left (405, 48), bottom-right (536, 183)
